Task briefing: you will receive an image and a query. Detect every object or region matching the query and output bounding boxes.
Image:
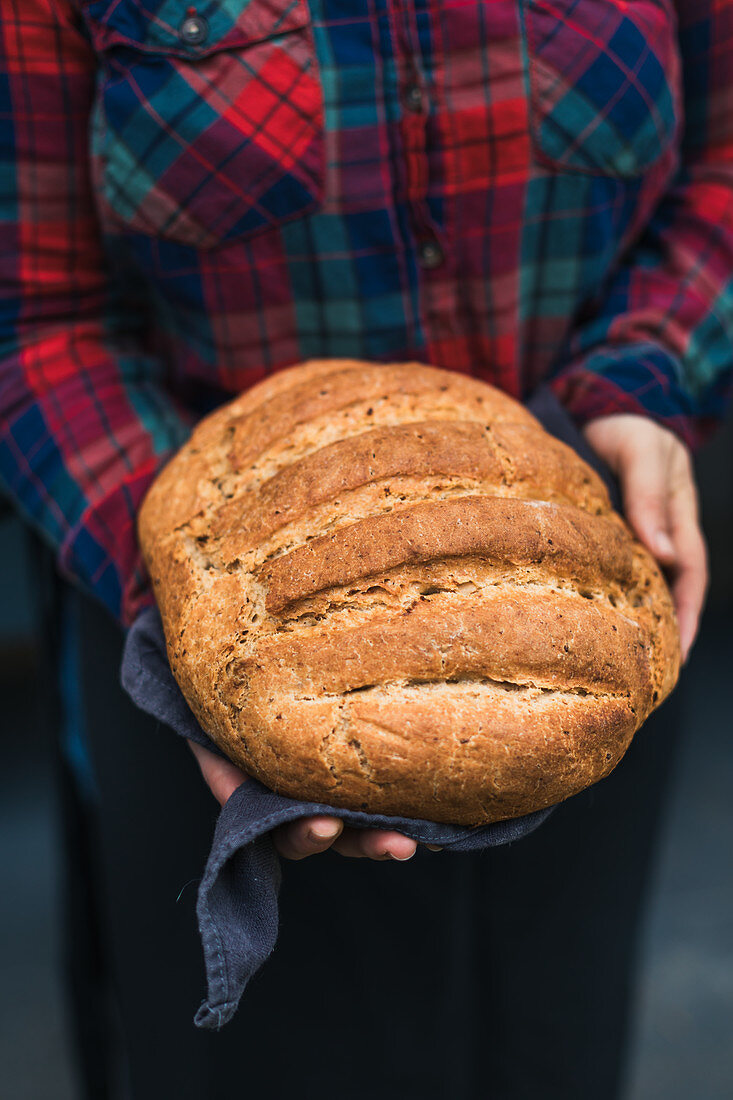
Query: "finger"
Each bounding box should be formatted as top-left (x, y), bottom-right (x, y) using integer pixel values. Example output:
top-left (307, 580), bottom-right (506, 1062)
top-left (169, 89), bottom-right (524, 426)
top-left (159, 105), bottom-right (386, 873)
top-left (188, 740), bottom-right (248, 806)
top-left (672, 541), bottom-right (707, 662)
top-left (273, 816), bottom-right (344, 860)
top-left (668, 484), bottom-right (708, 662)
top-left (618, 439), bottom-right (676, 564)
top-left (331, 828), bottom-right (417, 861)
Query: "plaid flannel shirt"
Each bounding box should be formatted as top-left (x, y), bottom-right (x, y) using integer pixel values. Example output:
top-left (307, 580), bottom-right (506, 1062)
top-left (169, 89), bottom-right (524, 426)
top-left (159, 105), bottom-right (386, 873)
top-left (1, 0), bottom-right (732, 625)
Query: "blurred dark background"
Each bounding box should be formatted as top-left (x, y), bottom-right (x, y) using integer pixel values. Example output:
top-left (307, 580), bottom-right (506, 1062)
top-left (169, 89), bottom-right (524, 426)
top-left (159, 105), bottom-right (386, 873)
top-left (1, 419), bottom-right (731, 1100)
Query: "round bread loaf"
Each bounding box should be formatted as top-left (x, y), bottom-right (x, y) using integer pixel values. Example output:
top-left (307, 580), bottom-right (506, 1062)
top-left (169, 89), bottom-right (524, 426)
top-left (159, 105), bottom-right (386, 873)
top-left (139, 360), bottom-right (680, 825)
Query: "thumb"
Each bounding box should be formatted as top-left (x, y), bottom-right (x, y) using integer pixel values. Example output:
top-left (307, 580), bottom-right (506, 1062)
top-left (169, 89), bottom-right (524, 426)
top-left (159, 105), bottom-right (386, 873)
top-left (188, 740), bottom-right (248, 806)
top-left (618, 443), bottom-right (676, 565)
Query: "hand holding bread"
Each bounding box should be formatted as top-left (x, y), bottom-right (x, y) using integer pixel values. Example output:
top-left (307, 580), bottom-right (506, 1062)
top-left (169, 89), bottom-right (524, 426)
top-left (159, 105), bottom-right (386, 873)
top-left (188, 739), bottom-right (418, 860)
top-left (582, 414), bottom-right (707, 663)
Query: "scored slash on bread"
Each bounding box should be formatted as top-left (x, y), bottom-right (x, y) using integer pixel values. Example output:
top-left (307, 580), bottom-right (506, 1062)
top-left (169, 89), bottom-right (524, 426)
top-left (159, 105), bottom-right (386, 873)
top-left (139, 360), bottom-right (680, 825)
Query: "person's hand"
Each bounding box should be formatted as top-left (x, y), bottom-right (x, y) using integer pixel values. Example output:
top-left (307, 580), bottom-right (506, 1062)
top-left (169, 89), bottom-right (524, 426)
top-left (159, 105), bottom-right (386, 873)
top-left (582, 414), bottom-right (708, 662)
top-left (188, 740), bottom-right (417, 861)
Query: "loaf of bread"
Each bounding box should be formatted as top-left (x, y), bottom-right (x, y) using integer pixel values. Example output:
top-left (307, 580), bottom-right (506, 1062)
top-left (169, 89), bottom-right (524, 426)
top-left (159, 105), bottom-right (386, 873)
top-left (139, 360), bottom-right (680, 825)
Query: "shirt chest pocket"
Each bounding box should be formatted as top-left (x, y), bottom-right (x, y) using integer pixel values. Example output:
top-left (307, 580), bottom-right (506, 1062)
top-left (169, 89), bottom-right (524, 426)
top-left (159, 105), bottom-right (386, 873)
top-left (520, 0), bottom-right (681, 178)
top-left (84, 0), bottom-right (324, 248)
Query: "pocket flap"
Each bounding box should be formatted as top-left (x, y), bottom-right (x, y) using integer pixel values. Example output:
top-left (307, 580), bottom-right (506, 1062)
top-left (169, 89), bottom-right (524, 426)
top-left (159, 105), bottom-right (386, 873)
top-left (522, 0), bottom-right (680, 178)
top-left (82, 0), bottom-right (310, 57)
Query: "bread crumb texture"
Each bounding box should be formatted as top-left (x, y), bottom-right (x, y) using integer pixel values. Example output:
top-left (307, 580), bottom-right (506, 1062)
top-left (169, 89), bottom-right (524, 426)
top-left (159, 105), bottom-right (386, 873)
top-left (139, 360), bottom-right (680, 824)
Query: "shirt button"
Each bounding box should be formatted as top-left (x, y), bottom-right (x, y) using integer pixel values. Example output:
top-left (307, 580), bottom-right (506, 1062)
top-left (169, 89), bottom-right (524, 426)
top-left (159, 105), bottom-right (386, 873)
top-left (404, 84), bottom-right (424, 113)
top-left (179, 14), bottom-right (209, 46)
top-left (417, 239), bottom-right (445, 269)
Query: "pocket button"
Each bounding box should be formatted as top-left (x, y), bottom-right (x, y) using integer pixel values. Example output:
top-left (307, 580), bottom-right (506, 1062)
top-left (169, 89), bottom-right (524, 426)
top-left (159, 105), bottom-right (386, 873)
top-left (418, 240), bottom-right (445, 269)
top-left (403, 84), bottom-right (424, 113)
top-left (179, 13), bottom-right (209, 46)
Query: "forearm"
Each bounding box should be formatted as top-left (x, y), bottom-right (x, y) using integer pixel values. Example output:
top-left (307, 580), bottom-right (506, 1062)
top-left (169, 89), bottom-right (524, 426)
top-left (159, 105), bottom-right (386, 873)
top-left (0, 0), bottom-right (192, 624)
top-left (0, 325), bottom-right (194, 623)
top-left (550, 0), bottom-right (733, 448)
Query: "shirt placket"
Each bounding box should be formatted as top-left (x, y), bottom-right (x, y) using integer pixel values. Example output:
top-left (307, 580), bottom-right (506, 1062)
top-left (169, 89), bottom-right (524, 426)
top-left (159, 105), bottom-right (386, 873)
top-left (385, 0), bottom-right (458, 360)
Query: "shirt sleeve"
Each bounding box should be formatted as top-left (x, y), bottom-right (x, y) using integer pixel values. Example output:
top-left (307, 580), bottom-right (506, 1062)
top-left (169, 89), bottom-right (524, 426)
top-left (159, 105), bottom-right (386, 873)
top-left (549, 0), bottom-right (733, 449)
top-left (0, 0), bottom-right (194, 626)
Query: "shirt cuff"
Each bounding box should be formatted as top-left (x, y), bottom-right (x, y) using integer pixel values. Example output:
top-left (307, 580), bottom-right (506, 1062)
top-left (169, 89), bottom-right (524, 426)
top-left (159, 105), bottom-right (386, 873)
top-left (547, 344), bottom-right (711, 451)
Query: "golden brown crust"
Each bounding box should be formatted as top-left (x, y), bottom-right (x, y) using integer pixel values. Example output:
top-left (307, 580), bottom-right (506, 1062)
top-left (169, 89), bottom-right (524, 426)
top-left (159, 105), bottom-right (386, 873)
top-left (209, 421), bottom-right (505, 551)
top-left (138, 359), bottom-right (681, 825)
top-left (260, 496), bottom-right (632, 613)
top-left (226, 361), bottom-right (538, 467)
top-left (221, 687), bottom-right (640, 823)
top-left (233, 591), bottom-right (651, 715)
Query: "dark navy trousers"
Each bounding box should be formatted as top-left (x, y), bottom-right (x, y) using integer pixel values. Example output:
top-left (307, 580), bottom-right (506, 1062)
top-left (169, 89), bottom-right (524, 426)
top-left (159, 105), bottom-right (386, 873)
top-left (52, 578), bottom-right (681, 1100)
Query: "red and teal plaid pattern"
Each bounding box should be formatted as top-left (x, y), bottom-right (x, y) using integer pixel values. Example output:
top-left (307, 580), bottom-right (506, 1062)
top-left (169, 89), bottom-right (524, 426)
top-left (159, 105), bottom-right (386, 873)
top-left (87, 0), bottom-right (324, 245)
top-left (1, 0), bottom-right (733, 624)
top-left (524, 0), bottom-right (679, 177)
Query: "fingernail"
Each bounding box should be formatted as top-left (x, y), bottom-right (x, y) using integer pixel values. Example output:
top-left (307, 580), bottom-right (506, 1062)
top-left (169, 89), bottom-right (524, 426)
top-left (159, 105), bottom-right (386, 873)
top-left (654, 531), bottom-right (674, 558)
top-left (308, 824), bottom-right (340, 843)
top-left (426, 845), bottom-right (443, 852)
top-left (388, 850), bottom-right (416, 861)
